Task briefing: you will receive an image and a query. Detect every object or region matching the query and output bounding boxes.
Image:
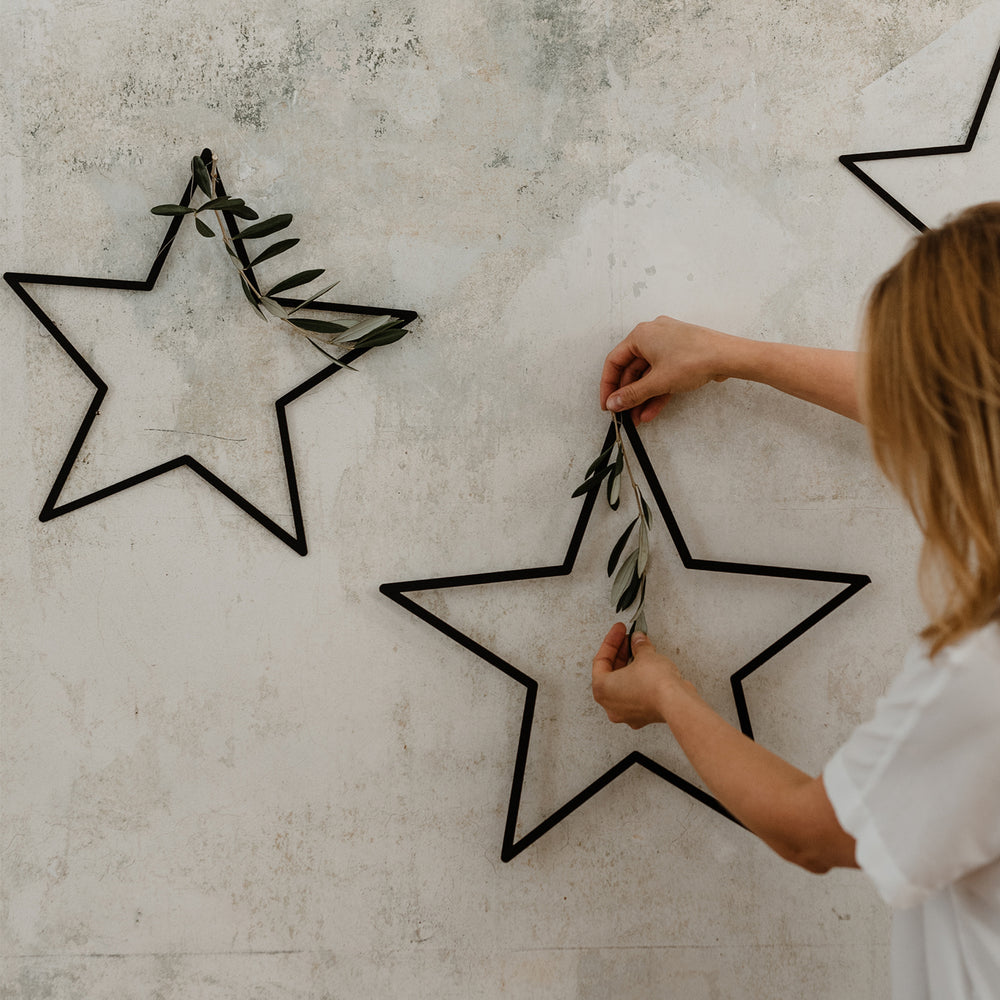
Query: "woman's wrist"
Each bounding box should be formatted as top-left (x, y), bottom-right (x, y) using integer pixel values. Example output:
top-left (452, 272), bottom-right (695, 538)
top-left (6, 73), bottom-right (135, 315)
top-left (655, 671), bottom-right (702, 726)
top-left (718, 333), bottom-right (770, 384)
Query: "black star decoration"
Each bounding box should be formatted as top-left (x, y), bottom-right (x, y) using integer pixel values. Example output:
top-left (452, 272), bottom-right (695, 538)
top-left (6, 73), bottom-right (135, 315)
top-left (840, 41), bottom-right (1000, 231)
top-left (4, 148), bottom-right (417, 555)
top-left (381, 416), bottom-right (870, 862)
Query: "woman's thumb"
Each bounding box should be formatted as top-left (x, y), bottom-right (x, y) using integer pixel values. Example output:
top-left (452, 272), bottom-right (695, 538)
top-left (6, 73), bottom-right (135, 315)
top-left (631, 630), bottom-right (654, 652)
top-left (607, 378), bottom-right (653, 413)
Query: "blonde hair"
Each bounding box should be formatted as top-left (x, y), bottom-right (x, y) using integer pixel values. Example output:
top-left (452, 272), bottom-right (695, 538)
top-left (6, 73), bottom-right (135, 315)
top-left (864, 203), bottom-right (1000, 654)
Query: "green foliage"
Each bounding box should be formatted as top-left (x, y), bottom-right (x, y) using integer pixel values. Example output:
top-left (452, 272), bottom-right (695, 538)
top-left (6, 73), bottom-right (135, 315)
top-left (575, 414), bottom-right (651, 637)
top-left (192, 155), bottom-right (212, 197)
top-left (250, 239), bottom-right (300, 266)
top-left (150, 152), bottom-right (408, 367)
top-left (351, 323), bottom-right (409, 349)
top-left (286, 317), bottom-right (349, 335)
top-left (266, 268), bottom-right (325, 297)
top-left (151, 204), bottom-right (196, 216)
top-left (607, 517), bottom-right (637, 577)
top-left (232, 214), bottom-right (293, 241)
top-left (199, 197), bottom-right (245, 212)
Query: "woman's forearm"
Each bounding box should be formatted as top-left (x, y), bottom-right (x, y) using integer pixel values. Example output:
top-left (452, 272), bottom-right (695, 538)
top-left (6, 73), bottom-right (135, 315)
top-left (658, 678), bottom-right (858, 873)
top-left (592, 625), bottom-right (859, 873)
top-left (725, 338), bottom-right (862, 423)
top-left (601, 317), bottom-right (863, 424)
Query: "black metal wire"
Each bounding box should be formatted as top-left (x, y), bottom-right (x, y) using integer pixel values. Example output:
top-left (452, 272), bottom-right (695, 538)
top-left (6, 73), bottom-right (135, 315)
top-left (381, 415), bottom-right (870, 861)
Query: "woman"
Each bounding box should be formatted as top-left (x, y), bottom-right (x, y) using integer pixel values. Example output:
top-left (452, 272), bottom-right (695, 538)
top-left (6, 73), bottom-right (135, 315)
top-left (591, 204), bottom-right (1000, 999)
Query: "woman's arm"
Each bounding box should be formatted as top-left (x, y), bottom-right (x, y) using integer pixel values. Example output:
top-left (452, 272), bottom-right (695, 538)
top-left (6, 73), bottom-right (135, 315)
top-left (600, 316), bottom-right (862, 424)
top-left (591, 623), bottom-right (858, 873)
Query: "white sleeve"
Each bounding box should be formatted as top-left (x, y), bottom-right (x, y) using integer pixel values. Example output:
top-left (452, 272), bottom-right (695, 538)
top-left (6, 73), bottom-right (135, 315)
top-left (823, 633), bottom-right (1000, 910)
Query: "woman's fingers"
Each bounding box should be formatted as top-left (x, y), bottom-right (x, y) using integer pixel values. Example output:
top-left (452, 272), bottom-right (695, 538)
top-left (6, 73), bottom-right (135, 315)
top-left (592, 622), bottom-right (629, 684)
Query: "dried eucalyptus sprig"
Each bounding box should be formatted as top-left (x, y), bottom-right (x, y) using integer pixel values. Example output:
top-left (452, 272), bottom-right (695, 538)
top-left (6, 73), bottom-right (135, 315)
top-left (151, 153), bottom-right (407, 367)
top-left (573, 414), bottom-right (652, 635)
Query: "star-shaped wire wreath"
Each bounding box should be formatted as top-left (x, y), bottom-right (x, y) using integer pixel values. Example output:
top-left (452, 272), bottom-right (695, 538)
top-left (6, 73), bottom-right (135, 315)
top-left (4, 148), bottom-right (417, 555)
top-left (840, 41), bottom-right (1000, 231)
top-left (381, 416), bottom-right (870, 861)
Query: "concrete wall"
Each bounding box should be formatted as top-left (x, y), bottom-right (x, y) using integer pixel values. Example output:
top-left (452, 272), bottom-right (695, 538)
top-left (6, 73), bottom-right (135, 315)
top-left (3, 1), bottom-right (993, 997)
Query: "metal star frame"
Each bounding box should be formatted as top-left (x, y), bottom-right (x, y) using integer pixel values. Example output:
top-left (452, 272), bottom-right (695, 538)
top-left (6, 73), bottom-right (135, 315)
top-left (4, 148), bottom-right (418, 555)
top-left (381, 416), bottom-right (870, 861)
top-left (840, 41), bottom-right (1000, 231)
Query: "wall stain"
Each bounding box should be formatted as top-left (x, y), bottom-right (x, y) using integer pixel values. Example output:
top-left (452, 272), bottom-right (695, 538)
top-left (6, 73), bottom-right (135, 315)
top-left (357, 7), bottom-right (423, 81)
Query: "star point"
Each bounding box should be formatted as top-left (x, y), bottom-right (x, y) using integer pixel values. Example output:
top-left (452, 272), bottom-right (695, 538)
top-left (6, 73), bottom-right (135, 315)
top-left (840, 42), bottom-right (1000, 231)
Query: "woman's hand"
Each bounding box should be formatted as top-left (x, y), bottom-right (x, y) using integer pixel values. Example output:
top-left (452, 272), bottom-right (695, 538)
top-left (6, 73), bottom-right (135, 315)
top-left (591, 622), bottom-right (858, 872)
top-left (591, 623), bottom-right (687, 729)
top-left (600, 316), bottom-right (735, 423)
top-left (600, 315), bottom-right (863, 423)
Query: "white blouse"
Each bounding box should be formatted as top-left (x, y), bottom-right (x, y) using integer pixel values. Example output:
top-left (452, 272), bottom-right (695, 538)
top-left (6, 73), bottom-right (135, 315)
top-left (824, 623), bottom-right (1000, 999)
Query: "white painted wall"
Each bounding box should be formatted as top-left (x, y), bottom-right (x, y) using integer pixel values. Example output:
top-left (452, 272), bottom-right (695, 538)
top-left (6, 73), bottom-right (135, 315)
top-left (3, 2), bottom-right (994, 996)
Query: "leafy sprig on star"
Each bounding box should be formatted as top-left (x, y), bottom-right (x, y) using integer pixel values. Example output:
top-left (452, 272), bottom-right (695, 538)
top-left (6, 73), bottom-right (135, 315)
top-left (573, 414), bottom-right (651, 635)
top-left (151, 153), bottom-right (407, 367)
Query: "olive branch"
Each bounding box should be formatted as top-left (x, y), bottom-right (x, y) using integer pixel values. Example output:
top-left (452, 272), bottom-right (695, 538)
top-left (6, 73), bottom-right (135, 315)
top-left (151, 153), bottom-right (407, 367)
top-left (573, 414), bottom-right (651, 635)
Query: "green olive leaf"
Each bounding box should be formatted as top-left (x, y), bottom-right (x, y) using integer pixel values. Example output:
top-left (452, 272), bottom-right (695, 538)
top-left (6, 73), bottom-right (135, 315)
top-left (572, 463), bottom-right (614, 498)
top-left (607, 517), bottom-right (638, 577)
top-left (306, 338), bottom-right (357, 371)
top-left (633, 606), bottom-right (648, 636)
top-left (259, 296), bottom-right (289, 318)
top-left (249, 238), bottom-right (300, 267)
top-left (232, 213), bottom-right (293, 240)
top-left (199, 196), bottom-right (246, 212)
top-left (265, 269), bottom-right (325, 297)
top-left (239, 278), bottom-right (267, 319)
top-left (285, 279), bottom-right (341, 315)
top-left (195, 217), bottom-right (216, 238)
top-left (334, 314), bottom-right (395, 342)
top-left (616, 570), bottom-right (642, 613)
top-left (349, 326), bottom-right (409, 350)
top-left (192, 155), bottom-right (213, 197)
top-left (607, 470), bottom-right (621, 510)
top-left (606, 451), bottom-right (624, 509)
top-left (611, 549), bottom-right (640, 607)
top-left (584, 444), bottom-right (615, 480)
top-left (286, 317), bottom-right (350, 335)
top-left (637, 519), bottom-right (649, 575)
top-left (150, 204), bottom-right (195, 216)
top-left (640, 494), bottom-right (652, 527)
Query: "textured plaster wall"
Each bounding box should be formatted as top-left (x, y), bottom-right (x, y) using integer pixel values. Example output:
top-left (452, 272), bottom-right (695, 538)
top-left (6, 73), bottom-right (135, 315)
top-left (2, 1), bottom-right (995, 997)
